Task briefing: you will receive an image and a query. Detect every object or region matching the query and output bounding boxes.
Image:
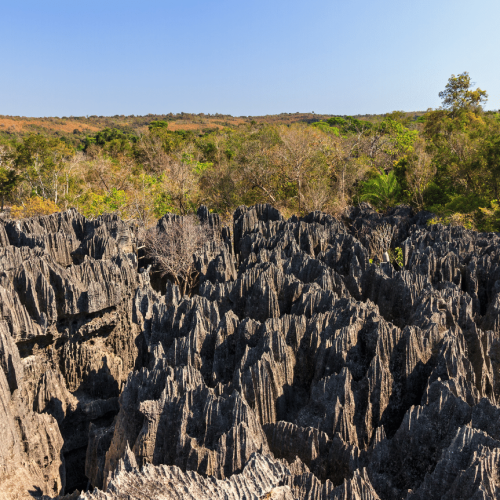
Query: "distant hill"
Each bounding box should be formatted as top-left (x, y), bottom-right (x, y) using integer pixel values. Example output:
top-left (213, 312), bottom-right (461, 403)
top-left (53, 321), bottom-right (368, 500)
top-left (0, 111), bottom-right (426, 143)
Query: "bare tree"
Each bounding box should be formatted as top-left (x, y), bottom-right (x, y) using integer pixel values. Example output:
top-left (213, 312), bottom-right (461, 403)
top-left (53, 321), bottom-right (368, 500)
top-left (164, 156), bottom-right (199, 215)
top-left (87, 154), bottom-right (132, 193)
top-left (274, 124), bottom-right (326, 214)
top-left (301, 177), bottom-right (332, 212)
top-left (60, 152), bottom-right (86, 209)
top-left (144, 215), bottom-right (213, 295)
top-left (127, 174), bottom-right (158, 228)
top-left (323, 134), bottom-right (370, 210)
top-left (135, 133), bottom-right (172, 175)
top-left (0, 145), bottom-right (14, 168)
top-left (237, 127), bottom-right (280, 205)
top-left (359, 223), bottom-right (395, 262)
top-left (405, 139), bottom-right (436, 210)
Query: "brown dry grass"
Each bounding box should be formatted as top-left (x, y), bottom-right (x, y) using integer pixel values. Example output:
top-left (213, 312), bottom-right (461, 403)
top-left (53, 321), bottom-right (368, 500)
top-left (166, 117), bottom-right (248, 131)
top-left (0, 117), bottom-right (101, 134)
top-left (0, 113), bottom-right (337, 138)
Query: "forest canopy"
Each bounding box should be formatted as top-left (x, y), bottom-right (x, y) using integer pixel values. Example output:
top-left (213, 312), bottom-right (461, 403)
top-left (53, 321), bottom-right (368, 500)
top-left (1, 72), bottom-right (499, 231)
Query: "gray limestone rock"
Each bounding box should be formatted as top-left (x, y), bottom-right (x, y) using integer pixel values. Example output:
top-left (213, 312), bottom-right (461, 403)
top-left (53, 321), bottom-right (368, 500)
top-left (2, 204), bottom-right (500, 500)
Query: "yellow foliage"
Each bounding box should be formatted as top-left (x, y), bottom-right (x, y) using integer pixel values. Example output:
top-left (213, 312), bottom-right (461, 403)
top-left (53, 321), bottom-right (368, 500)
top-left (479, 200), bottom-right (500, 232)
top-left (10, 196), bottom-right (60, 219)
top-left (427, 212), bottom-right (476, 230)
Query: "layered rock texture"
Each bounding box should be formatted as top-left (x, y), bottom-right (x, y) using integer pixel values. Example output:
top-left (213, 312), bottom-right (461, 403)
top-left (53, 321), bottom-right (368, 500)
top-left (1, 203), bottom-right (500, 500)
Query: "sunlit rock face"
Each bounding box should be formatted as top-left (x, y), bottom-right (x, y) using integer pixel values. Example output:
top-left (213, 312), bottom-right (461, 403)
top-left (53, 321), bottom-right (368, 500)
top-left (1, 203), bottom-right (500, 500)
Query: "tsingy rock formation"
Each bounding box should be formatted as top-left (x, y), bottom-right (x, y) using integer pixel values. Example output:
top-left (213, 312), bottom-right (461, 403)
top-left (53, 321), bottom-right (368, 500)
top-left (1, 203), bottom-right (500, 500)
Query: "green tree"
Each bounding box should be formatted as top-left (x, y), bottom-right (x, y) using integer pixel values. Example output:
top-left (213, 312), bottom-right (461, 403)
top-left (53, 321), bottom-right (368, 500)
top-left (326, 116), bottom-right (373, 134)
top-left (0, 167), bottom-right (19, 211)
top-left (148, 120), bottom-right (169, 131)
top-left (0, 145), bottom-right (19, 211)
top-left (438, 72), bottom-right (488, 114)
top-left (82, 128), bottom-right (137, 155)
top-left (15, 135), bottom-right (74, 204)
top-left (423, 74), bottom-right (497, 216)
top-left (80, 188), bottom-right (129, 218)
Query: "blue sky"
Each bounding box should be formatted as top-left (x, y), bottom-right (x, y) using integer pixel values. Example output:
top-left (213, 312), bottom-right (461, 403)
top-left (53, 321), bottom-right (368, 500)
top-left (1, 0), bottom-right (499, 116)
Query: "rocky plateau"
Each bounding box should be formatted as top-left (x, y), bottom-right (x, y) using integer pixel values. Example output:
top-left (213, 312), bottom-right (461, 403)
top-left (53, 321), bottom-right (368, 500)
top-left (1, 203), bottom-right (500, 500)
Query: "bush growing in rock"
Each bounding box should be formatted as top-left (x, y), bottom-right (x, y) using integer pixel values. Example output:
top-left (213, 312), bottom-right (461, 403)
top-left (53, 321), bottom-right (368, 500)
top-left (144, 214), bottom-right (214, 295)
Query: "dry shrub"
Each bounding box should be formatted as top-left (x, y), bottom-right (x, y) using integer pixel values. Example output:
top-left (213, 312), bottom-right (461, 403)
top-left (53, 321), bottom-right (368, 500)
top-left (144, 215), bottom-right (213, 295)
top-left (355, 222), bottom-right (395, 261)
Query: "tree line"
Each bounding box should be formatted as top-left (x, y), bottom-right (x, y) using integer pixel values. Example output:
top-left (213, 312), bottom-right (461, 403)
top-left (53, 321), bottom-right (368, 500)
top-left (0, 72), bottom-right (499, 231)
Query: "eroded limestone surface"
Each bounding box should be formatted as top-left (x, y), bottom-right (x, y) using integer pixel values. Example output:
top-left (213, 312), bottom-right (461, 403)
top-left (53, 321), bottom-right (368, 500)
top-left (1, 203), bottom-right (500, 500)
